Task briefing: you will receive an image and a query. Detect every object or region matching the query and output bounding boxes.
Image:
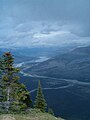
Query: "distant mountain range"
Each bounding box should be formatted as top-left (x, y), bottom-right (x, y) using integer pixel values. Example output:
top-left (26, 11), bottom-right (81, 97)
top-left (25, 46), bottom-right (90, 82)
top-left (0, 46), bottom-right (90, 82)
top-left (0, 46), bottom-right (76, 57)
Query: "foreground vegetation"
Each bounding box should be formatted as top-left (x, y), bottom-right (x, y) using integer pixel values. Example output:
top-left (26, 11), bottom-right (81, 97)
top-left (0, 109), bottom-right (64, 120)
top-left (0, 52), bottom-right (64, 119)
top-left (0, 52), bottom-right (46, 112)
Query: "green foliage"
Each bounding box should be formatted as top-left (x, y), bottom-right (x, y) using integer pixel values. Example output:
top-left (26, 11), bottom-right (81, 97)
top-left (48, 108), bottom-right (54, 116)
top-left (34, 80), bottom-right (47, 112)
top-left (0, 112), bottom-right (64, 120)
top-left (0, 52), bottom-right (32, 113)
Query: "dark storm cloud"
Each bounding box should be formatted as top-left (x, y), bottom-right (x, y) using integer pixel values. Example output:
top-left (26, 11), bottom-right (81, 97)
top-left (1, 0), bottom-right (90, 21)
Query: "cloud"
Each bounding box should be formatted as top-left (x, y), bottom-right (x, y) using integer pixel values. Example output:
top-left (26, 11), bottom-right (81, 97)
top-left (0, 20), bottom-right (89, 48)
top-left (33, 31), bottom-right (70, 39)
top-left (0, 0), bottom-right (90, 49)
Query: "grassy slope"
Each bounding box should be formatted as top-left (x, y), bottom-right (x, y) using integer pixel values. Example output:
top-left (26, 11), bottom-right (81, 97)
top-left (0, 112), bottom-right (64, 120)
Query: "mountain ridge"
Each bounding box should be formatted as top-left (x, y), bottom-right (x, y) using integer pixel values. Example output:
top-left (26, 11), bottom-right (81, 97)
top-left (24, 46), bottom-right (90, 82)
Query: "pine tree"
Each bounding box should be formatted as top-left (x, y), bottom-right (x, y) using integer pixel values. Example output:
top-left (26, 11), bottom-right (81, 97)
top-left (48, 108), bottom-right (54, 116)
top-left (34, 80), bottom-right (47, 112)
top-left (0, 52), bottom-right (32, 112)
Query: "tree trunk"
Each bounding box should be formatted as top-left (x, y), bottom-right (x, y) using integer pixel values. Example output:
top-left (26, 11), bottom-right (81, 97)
top-left (6, 86), bottom-right (10, 112)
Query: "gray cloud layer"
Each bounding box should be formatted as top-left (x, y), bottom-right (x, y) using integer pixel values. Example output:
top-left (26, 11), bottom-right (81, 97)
top-left (0, 0), bottom-right (90, 48)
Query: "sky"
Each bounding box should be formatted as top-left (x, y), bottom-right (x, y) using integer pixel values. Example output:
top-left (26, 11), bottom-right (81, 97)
top-left (0, 0), bottom-right (90, 48)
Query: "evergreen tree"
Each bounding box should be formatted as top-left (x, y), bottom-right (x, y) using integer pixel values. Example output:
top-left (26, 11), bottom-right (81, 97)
top-left (34, 80), bottom-right (47, 112)
top-left (0, 52), bottom-right (32, 112)
top-left (48, 108), bottom-right (54, 116)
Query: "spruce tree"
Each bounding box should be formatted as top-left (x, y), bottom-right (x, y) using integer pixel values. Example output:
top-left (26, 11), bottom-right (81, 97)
top-left (34, 80), bottom-right (47, 112)
top-left (48, 108), bottom-right (54, 116)
top-left (0, 52), bottom-right (32, 112)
